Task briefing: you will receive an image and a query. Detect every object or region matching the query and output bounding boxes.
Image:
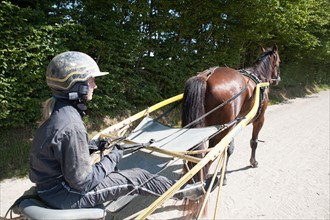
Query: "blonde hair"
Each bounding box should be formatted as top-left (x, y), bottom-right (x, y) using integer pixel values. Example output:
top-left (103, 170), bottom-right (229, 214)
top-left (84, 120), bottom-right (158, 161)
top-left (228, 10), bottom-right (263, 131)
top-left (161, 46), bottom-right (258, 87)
top-left (39, 97), bottom-right (56, 126)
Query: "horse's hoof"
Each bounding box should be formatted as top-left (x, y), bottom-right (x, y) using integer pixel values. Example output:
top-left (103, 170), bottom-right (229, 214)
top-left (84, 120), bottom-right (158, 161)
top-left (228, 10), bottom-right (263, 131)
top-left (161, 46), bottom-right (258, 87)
top-left (222, 178), bottom-right (227, 186)
top-left (250, 161), bottom-right (259, 168)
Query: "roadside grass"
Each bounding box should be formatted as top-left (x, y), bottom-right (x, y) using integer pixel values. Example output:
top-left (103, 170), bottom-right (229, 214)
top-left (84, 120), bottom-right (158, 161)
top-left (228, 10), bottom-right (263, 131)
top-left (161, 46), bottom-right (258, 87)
top-left (0, 83), bottom-right (328, 181)
top-left (269, 83), bottom-right (329, 104)
top-left (0, 127), bottom-right (34, 180)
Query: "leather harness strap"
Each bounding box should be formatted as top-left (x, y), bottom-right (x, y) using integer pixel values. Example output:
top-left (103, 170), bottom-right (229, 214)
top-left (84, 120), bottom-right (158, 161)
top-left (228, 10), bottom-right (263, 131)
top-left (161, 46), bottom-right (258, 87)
top-left (196, 67), bottom-right (266, 122)
top-left (239, 69), bottom-right (267, 120)
top-left (197, 66), bottom-right (218, 80)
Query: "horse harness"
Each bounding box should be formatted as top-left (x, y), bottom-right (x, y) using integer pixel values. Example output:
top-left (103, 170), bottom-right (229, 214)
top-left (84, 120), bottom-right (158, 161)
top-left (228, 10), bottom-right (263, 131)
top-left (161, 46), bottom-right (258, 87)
top-left (239, 69), bottom-right (267, 119)
top-left (198, 67), bottom-right (266, 121)
top-left (197, 66), bottom-right (218, 80)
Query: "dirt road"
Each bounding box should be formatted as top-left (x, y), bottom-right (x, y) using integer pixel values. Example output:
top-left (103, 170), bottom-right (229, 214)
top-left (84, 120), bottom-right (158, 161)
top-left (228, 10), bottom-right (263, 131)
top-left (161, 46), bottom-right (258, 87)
top-left (215, 89), bottom-right (329, 220)
top-left (1, 90), bottom-right (329, 219)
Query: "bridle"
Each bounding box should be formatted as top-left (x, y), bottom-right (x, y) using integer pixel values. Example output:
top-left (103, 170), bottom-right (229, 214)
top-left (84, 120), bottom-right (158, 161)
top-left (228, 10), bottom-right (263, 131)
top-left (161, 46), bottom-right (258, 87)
top-left (256, 50), bottom-right (281, 84)
top-left (270, 51), bottom-right (281, 84)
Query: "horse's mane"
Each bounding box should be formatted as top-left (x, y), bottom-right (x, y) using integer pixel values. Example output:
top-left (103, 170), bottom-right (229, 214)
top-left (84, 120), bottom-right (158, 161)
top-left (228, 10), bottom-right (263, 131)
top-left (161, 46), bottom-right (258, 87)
top-left (251, 50), bottom-right (275, 82)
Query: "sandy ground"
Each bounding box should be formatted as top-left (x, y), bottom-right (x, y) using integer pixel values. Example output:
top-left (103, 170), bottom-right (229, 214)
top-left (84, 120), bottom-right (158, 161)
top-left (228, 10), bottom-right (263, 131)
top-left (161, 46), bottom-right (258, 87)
top-left (1, 90), bottom-right (329, 219)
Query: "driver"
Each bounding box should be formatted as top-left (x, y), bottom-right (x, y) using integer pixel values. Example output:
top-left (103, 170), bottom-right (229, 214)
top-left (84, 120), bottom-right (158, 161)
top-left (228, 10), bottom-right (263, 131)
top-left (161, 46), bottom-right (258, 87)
top-left (29, 51), bottom-right (216, 209)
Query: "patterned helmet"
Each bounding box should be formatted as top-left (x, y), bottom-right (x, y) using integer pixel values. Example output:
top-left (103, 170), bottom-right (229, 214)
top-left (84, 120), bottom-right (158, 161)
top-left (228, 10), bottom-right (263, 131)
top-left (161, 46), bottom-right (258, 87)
top-left (46, 51), bottom-right (108, 100)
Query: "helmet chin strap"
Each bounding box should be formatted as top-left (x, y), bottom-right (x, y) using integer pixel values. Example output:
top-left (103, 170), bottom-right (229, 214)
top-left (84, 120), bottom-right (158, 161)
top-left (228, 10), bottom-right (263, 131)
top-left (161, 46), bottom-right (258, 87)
top-left (76, 102), bottom-right (87, 116)
top-left (53, 95), bottom-right (88, 117)
top-left (75, 84), bottom-right (89, 115)
top-left (70, 92), bottom-right (88, 116)
top-left (52, 82), bottom-right (90, 116)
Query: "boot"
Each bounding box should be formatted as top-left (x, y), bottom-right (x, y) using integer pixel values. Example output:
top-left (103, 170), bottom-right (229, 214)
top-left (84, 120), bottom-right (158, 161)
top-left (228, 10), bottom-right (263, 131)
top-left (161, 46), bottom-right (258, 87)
top-left (174, 176), bottom-right (219, 201)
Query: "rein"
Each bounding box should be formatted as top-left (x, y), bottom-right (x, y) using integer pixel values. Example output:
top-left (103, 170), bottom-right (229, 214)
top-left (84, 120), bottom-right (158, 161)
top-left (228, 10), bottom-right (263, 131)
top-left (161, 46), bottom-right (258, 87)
top-left (116, 68), bottom-right (265, 150)
top-left (127, 67), bottom-right (250, 147)
top-left (125, 79), bottom-right (250, 149)
top-left (182, 78), bottom-right (250, 129)
top-left (184, 65), bottom-right (270, 129)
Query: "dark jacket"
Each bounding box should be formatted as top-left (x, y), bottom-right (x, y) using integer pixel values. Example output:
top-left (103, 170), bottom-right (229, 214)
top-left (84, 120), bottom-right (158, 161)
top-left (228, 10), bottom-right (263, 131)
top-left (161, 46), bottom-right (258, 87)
top-left (29, 99), bottom-right (122, 193)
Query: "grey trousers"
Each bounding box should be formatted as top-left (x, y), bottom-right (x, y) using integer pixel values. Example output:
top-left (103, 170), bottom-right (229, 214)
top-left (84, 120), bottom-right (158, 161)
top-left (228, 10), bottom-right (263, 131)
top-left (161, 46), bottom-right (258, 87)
top-left (37, 168), bottom-right (175, 209)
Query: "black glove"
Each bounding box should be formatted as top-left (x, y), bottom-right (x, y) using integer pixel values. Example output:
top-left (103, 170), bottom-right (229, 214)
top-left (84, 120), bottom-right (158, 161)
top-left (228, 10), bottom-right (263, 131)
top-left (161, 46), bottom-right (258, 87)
top-left (116, 139), bottom-right (155, 151)
top-left (98, 138), bottom-right (110, 151)
top-left (88, 138), bottom-right (110, 154)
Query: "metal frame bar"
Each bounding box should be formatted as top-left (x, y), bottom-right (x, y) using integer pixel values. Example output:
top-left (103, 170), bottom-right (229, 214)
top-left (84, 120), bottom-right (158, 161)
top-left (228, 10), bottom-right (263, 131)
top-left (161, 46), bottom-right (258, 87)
top-left (93, 94), bottom-right (183, 140)
top-left (91, 83), bottom-right (269, 219)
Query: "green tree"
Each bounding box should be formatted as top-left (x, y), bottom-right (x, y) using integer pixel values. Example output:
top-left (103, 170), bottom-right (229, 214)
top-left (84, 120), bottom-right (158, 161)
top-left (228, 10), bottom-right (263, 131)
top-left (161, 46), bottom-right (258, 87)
top-left (0, 1), bottom-right (73, 127)
top-left (1, 0), bottom-right (329, 128)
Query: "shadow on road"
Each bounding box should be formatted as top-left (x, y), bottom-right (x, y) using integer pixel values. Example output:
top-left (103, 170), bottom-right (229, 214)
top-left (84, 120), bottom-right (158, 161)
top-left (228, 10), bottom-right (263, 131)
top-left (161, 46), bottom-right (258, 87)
top-left (226, 165), bottom-right (252, 174)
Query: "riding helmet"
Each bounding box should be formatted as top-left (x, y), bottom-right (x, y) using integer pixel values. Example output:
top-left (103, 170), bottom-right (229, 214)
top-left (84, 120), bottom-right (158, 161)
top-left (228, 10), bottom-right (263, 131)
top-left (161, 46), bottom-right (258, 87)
top-left (46, 51), bottom-right (108, 100)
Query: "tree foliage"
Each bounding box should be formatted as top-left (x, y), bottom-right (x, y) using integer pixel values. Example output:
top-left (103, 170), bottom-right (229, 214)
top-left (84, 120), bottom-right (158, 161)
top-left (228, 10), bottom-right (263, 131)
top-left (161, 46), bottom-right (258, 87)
top-left (0, 1), bottom-right (77, 126)
top-left (0, 0), bottom-right (329, 128)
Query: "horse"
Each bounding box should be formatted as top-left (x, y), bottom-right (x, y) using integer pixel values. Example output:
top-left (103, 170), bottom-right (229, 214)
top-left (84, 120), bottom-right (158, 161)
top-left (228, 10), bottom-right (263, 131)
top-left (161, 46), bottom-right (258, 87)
top-left (181, 45), bottom-right (281, 187)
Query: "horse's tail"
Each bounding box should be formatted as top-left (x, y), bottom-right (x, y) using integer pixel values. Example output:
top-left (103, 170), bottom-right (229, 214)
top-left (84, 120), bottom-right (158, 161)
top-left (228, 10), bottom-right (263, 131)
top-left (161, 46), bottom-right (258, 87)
top-left (181, 74), bottom-right (209, 218)
top-left (181, 75), bottom-right (207, 128)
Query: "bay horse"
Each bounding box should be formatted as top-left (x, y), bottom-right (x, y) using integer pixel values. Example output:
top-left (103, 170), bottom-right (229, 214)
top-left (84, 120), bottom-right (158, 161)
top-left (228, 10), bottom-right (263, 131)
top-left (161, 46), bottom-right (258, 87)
top-left (181, 45), bottom-right (281, 186)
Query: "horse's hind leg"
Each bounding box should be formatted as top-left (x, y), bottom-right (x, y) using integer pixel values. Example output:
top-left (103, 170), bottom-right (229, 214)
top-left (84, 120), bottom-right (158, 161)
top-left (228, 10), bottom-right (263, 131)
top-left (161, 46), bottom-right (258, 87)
top-left (222, 140), bottom-right (234, 185)
top-left (250, 116), bottom-right (265, 168)
top-left (250, 139), bottom-right (259, 167)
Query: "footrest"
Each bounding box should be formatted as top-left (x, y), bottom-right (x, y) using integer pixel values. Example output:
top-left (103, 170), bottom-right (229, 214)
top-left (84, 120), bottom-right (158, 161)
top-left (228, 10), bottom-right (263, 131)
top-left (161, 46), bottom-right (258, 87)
top-left (18, 198), bottom-right (106, 220)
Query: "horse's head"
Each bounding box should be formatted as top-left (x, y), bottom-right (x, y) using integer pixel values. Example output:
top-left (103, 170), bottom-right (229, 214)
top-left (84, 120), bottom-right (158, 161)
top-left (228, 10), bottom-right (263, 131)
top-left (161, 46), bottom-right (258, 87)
top-left (256, 44), bottom-right (281, 85)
